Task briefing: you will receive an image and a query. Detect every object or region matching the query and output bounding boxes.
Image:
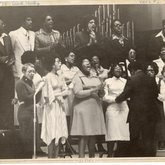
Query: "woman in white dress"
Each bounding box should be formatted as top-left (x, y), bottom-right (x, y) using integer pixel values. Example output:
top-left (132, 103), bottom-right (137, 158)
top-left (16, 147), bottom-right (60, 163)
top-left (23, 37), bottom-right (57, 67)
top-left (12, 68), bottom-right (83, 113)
top-left (103, 64), bottom-right (130, 157)
top-left (41, 55), bottom-right (68, 158)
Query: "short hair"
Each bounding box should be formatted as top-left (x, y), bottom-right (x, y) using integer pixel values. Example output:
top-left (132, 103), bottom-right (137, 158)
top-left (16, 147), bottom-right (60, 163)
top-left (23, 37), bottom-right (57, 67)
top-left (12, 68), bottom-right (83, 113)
top-left (22, 63), bottom-right (34, 73)
top-left (42, 14), bottom-right (53, 23)
top-left (109, 63), bottom-right (123, 76)
top-left (145, 62), bottom-right (159, 75)
top-left (21, 51), bottom-right (36, 65)
top-left (77, 57), bottom-right (91, 72)
top-left (81, 15), bottom-right (97, 30)
top-left (111, 19), bottom-right (122, 29)
top-left (21, 15), bottom-right (32, 23)
top-left (128, 61), bottom-right (143, 72)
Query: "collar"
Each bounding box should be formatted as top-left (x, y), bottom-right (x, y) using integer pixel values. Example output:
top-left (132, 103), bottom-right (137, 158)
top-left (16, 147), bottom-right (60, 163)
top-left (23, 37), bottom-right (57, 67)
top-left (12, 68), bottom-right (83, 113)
top-left (112, 76), bottom-right (125, 82)
top-left (20, 26), bottom-right (29, 36)
top-left (39, 28), bottom-right (58, 35)
top-left (155, 30), bottom-right (165, 40)
top-left (22, 76), bottom-right (33, 87)
top-left (77, 70), bottom-right (97, 78)
top-left (0, 33), bottom-right (7, 38)
top-left (112, 34), bottom-right (127, 40)
top-left (61, 64), bottom-right (76, 70)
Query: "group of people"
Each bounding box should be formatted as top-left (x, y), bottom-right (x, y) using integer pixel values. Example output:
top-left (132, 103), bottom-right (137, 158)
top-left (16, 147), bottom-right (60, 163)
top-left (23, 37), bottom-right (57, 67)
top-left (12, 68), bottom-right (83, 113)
top-left (0, 12), bottom-right (165, 159)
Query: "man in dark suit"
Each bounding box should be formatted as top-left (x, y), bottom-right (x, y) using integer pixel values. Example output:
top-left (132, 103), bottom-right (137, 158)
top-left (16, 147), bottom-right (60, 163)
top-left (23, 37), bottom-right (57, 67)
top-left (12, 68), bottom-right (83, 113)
top-left (115, 62), bottom-right (159, 157)
top-left (147, 19), bottom-right (165, 61)
top-left (0, 18), bottom-right (15, 129)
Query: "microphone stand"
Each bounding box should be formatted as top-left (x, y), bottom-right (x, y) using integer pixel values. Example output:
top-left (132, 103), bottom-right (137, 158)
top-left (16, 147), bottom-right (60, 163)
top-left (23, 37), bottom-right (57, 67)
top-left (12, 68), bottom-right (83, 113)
top-left (32, 92), bottom-right (38, 159)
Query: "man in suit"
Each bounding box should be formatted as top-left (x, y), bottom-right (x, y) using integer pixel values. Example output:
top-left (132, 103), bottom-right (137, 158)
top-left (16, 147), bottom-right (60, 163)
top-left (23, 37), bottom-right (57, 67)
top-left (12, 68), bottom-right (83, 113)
top-left (9, 16), bottom-right (35, 79)
top-left (0, 18), bottom-right (15, 129)
top-left (9, 16), bottom-right (35, 126)
top-left (115, 62), bottom-right (159, 157)
top-left (105, 19), bottom-right (132, 66)
top-left (147, 19), bottom-right (165, 61)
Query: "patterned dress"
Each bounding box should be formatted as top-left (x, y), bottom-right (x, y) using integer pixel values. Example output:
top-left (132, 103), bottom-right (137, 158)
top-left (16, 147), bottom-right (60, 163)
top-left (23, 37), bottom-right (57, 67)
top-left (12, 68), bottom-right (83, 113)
top-left (41, 72), bottom-right (68, 146)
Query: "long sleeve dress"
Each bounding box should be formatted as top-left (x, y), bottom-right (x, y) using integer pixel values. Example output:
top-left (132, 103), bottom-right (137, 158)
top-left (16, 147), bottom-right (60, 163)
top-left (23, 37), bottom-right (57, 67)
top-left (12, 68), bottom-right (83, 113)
top-left (70, 71), bottom-right (106, 136)
top-left (103, 76), bottom-right (130, 141)
top-left (16, 76), bottom-right (41, 157)
top-left (41, 72), bottom-right (68, 146)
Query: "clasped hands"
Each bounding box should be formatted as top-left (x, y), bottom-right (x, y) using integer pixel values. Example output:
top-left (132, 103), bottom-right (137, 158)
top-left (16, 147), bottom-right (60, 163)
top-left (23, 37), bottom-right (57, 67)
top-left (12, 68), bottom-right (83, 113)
top-left (87, 31), bottom-right (97, 46)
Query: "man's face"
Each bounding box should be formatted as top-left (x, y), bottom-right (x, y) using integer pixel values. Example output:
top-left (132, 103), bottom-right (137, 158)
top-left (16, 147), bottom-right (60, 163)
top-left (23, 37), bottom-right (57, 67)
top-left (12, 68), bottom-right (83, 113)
top-left (113, 20), bottom-right (122, 35)
top-left (44, 15), bottom-right (54, 30)
top-left (0, 19), bottom-right (5, 34)
top-left (24, 17), bottom-right (33, 30)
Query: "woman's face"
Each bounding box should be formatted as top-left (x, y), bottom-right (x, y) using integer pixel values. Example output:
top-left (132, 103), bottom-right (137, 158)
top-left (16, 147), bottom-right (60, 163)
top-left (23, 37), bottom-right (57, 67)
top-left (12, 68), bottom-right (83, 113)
top-left (87, 19), bottom-right (96, 32)
top-left (113, 65), bottom-right (122, 78)
top-left (146, 65), bottom-right (155, 78)
top-left (24, 66), bottom-right (35, 80)
top-left (53, 58), bottom-right (61, 71)
top-left (82, 59), bottom-right (91, 73)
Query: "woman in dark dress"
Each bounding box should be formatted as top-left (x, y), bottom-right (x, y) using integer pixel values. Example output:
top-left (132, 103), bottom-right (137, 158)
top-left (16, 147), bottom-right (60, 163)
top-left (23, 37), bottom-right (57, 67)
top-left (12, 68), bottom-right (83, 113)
top-left (16, 63), bottom-right (41, 158)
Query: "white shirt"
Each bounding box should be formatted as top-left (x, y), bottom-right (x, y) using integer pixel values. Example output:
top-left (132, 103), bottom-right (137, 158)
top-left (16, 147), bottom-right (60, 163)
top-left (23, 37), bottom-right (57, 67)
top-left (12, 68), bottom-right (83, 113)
top-left (60, 64), bottom-right (79, 88)
top-left (154, 58), bottom-right (165, 78)
top-left (155, 30), bottom-right (165, 42)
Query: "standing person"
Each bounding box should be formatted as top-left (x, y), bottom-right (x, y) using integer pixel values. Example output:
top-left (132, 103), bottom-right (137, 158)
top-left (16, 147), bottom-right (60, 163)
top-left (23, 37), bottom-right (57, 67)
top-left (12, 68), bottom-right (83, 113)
top-left (144, 62), bottom-right (164, 150)
top-left (74, 15), bottom-right (98, 49)
top-left (15, 63), bottom-right (41, 158)
top-left (0, 18), bottom-right (15, 129)
top-left (103, 64), bottom-right (130, 157)
top-left (60, 50), bottom-right (79, 117)
top-left (123, 48), bottom-right (137, 78)
top-left (9, 16), bottom-right (35, 79)
top-left (90, 55), bottom-right (108, 153)
top-left (9, 16), bottom-right (35, 126)
top-left (154, 46), bottom-right (165, 78)
top-left (91, 55), bottom-right (109, 81)
top-left (70, 58), bottom-right (106, 158)
top-left (147, 19), bottom-right (165, 61)
top-left (60, 50), bottom-right (79, 154)
top-left (41, 55), bottom-right (68, 158)
top-left (105, 19), bottom-right (132, 67)
top-left (116, 62), bottom-right (159, 157)
top-left (21, 51), bottom-right (46, 155)
top-left (157, 66), bottom-right (165, 149)
top-left (35, 14), bottom-right (63, 76)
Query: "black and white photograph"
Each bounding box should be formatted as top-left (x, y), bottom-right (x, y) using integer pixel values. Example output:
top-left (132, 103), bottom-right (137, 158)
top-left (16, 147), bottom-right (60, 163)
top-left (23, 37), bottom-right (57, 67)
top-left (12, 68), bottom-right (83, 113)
top-left (0, 0), bottom-right (165, 163)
